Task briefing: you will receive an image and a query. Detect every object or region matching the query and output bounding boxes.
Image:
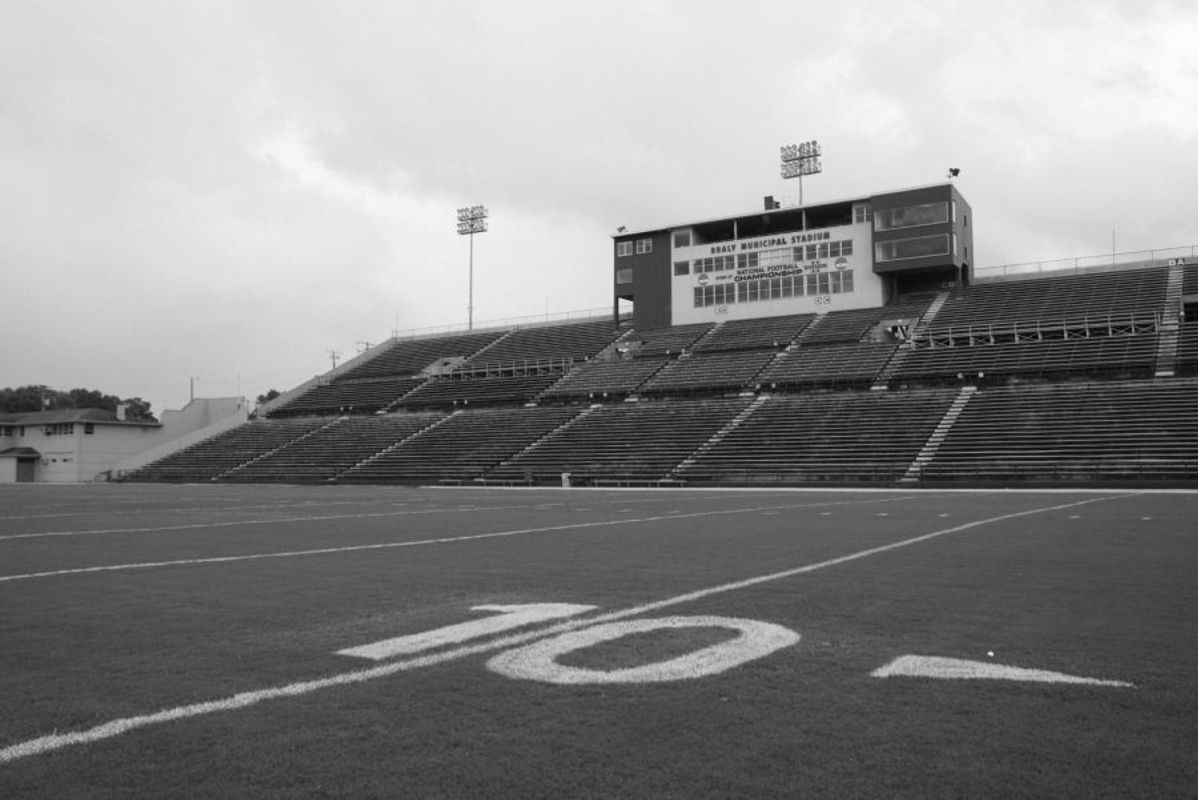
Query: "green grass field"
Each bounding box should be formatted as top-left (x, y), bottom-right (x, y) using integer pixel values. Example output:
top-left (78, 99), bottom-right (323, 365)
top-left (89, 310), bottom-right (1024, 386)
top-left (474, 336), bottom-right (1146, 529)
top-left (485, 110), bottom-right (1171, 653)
top-left (1, 484), bottom-right (1195, 798)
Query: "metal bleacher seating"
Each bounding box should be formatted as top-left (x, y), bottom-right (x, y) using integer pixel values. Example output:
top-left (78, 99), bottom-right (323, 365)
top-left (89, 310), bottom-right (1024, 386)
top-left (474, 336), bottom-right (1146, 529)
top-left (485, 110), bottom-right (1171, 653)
top-left (919, 378), bottom-right (1198, 483)
top-left (393, 373), bottom-right (563, 410)
top-left (624, 324), bottom-right (713, 358)
top-left (893, 332), bottom-right (1159, 383)
top-left (759, 341), bottom-right (898, 389)
top-left (339, 405), bottom-right (583, 484)
top-left (271, 377), bottom-right (425, 417)
top-left (336, 331), bottom-right (504, 381)
top-left (222, 413), bottom-right (444, 482)
top-left (930, 266), bottom-right (1168, 330)
top-left (639, 350), bottom-right (776, 395)
top-left (125, 416), bottom-right (334, 482)
top-left (459, 318), bottom-right (622, 366)
top-left (676, 388), bottom-right (957, 484)
top-left (692, 313), bottom-right (815, 353)
top-left (486, 397), bottom-right (753, 484)
top-left (539, 357), bottom-right (669, 401)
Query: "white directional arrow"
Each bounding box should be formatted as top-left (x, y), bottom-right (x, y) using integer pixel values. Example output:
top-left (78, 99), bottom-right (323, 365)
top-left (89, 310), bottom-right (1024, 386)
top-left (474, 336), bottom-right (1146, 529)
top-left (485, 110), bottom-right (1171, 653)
top-left (337, 603), bottom-right (597, 661)
top-left (871, 655), bottom-right (1133, 687)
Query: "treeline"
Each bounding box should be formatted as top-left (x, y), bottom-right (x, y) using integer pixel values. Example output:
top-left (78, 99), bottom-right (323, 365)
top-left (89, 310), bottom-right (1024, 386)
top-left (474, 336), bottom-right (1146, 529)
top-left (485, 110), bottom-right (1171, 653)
top-left (0, 385), bottom-right (156, 422)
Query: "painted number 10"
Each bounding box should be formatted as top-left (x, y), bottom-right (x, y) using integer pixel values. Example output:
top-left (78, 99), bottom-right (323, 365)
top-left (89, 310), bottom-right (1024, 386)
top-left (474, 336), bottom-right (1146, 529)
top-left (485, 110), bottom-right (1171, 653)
top-left (338, 603), bottom-right (800, 685)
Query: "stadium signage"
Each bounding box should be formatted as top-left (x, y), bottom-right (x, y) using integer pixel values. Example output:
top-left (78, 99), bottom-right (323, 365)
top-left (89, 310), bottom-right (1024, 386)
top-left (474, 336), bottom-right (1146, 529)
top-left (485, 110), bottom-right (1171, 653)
top-left (708, 230), bottom-right (831, 255)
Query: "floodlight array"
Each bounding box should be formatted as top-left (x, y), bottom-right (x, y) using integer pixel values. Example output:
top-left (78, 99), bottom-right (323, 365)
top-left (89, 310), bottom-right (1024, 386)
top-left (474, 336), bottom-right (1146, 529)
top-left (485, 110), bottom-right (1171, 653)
top-left (780, 141), bottom-right (822, 180)
top-left (456, 205), bottom-right (488, 235)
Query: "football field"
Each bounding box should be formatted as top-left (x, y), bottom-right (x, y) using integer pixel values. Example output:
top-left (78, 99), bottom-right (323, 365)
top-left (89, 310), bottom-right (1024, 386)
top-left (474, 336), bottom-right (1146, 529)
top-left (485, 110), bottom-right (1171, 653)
top-left (1, 484), bottom-right (1195, 798)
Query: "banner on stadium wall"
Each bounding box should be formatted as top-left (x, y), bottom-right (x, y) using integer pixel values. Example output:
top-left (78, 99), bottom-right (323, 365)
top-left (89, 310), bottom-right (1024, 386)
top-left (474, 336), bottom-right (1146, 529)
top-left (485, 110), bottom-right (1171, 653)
top-left (670, 221), bottom-right (882, 325)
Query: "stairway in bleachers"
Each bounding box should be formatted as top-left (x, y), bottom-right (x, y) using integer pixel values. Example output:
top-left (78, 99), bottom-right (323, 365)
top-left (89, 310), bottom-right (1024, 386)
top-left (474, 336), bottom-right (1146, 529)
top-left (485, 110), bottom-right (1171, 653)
top-left (1154, 261), bottom-right (1187, 376)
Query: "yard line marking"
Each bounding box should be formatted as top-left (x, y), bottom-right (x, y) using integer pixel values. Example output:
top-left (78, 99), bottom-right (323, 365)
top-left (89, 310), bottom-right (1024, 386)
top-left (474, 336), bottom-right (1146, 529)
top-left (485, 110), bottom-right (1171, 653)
top-left (0, 499), bottom-right (380, 522)
top-left (0, 504), bottom-right (525, 542)
top-left (0, 493), bottom-right (1128, 763)
top-left (871, 655), bottom-right (1133, 687)
top-left (0, 495), bottom-right (924, 584)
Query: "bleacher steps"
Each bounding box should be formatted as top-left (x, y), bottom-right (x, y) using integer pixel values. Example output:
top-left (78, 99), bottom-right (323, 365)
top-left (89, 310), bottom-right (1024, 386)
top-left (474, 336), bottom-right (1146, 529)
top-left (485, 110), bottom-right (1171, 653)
top-left (1154, 261), bottom-right (1186, 377)
top-left (872, 291), bottom-right (951, 389)
top-left (689, 321), bottom-right (724, 352)
top-left (900, 385), bottom-right (977, 483)
top-left (793, 313), bottom-right (827, 346)
top-left (334, 413), bottom-right (455, 479)
top-left (670, 395), bottom-right (770, 477)
top-left (218, 416), bottom-right (346, 480)
top-left (485, 404), bottom-right (598, 477)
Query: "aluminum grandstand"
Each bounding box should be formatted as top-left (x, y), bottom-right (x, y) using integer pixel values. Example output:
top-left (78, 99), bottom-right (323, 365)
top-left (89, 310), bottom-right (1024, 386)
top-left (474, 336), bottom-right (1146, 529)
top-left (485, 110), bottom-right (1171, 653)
top-left (121, 186), bottom-right (1198, 487)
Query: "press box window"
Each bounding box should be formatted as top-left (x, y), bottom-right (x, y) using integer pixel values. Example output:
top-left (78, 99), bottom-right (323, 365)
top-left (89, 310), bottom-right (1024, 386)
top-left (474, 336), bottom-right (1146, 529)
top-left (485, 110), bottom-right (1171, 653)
top-left (616, 241), bottom-right (633, 257)
top-left (673, 261), bottom-right (690, 276)
top-left (635, 238), bottom-right (653, 255)
top-left (616, 267), bottom-right (634, 284)
top-left (875, 235), bottom-right (951, 262)
top-left (874, 202), bottom-right (949, 231)
top-left (673, 231), bottom-right (691, 248)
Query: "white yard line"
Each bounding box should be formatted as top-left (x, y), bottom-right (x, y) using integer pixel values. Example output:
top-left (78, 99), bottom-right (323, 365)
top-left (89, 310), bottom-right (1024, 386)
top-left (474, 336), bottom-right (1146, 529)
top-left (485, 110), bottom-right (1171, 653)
top-left (0, 504), bottom-right (528, 542)
top-left (0, 492), bottom-right (1129, 763)
top-left (0, 495), bottom-right (921, 583)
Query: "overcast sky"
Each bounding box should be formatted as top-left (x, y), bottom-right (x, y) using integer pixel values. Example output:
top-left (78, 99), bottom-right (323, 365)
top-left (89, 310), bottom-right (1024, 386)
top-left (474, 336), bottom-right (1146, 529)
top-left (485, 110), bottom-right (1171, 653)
top-left (3, 0), bottom-right (1196, 414)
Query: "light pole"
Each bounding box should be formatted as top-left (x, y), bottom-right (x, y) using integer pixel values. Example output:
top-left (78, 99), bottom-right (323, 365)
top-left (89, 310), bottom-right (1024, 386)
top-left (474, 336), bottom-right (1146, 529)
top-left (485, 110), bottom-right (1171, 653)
top-left (780, 141), bottom-right (822, 206)
top-left (456, 205), bottom-right (488, 330)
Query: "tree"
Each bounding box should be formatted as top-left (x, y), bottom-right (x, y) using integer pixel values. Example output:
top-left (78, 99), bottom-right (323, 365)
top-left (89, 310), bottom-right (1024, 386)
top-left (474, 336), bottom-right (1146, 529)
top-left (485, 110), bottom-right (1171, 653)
top-left (0, 385), bottom-right (55, 413)
top-left (0, 385), bottom-right (156, 422)
top-left (257, 389), bottom-right (281, 405)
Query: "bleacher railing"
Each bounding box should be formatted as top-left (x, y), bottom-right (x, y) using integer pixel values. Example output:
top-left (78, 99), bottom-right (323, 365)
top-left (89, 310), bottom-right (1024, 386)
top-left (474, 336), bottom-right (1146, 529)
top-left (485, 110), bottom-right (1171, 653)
top-left (914, 312), bottom-right (1160, 347)
top-left (389, 307), bottom-right (622, 341)
top-left (976, 245), bottom-right (1196, 282)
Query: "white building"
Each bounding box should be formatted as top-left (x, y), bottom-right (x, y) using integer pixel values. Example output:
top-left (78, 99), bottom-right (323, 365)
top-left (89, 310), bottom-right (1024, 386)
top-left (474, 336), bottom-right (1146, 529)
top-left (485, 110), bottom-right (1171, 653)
top-left (0, 397), bottom-right (248, 483)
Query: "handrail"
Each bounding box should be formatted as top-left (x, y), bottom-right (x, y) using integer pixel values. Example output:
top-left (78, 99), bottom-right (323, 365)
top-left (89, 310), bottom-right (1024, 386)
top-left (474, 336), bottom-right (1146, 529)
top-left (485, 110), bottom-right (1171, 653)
top-left (976, 245), bottom-right (1196, 282)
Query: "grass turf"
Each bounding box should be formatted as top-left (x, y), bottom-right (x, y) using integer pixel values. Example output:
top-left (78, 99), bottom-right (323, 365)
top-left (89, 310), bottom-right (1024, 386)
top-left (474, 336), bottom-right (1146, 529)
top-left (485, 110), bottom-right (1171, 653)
top-left (0, 484), bottom-right (1195, 798)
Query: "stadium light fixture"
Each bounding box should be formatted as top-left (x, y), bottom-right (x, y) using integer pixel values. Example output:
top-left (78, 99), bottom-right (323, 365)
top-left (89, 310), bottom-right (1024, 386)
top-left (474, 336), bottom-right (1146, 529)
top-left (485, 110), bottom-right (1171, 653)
top-left (456, 205), bottom-right (488, 330)
top-left (780, 140), bottom-right (822, 206)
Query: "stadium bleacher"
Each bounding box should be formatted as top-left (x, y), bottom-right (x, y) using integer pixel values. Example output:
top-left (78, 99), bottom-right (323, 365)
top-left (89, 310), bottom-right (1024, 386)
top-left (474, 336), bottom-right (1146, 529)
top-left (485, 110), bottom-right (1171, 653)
top-left (486, 397), bottom-right (754, 484)
top-left (918, 378), bottom-right (1198, 483)
top-left (677, 388), bottom-right (958, 484)
top-left (125, 416), bottom-right (335, 482)
top-left (222, 413), bottom-right (444, 482)
top-left (127, 262), bottom-right (1198, 488)
top-left (759, 342), bottom-right (898, 389)
top-left (339, 405), bottom-right (583, 484)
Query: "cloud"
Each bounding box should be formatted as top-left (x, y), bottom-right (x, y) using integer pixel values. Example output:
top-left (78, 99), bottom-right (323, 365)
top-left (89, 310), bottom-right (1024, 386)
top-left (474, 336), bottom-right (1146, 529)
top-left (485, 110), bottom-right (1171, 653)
top-left (2, 0), bottom-right (1196, 412)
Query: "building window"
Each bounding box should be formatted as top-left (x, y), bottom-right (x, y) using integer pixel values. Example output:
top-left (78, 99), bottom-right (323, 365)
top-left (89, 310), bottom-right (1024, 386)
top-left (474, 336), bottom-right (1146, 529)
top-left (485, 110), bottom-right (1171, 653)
top-left (616, 267), bottom-right (633, 284)
top-left (875, 234), bottom-right (951, 262)
top-left (84, 423), bottom-right (95, 435)
top-left (673, 261), bottom-right (690, 276)
top-left (635, 238), bottom-right (653, 255)
top-left (616, 241), bottom-right (633, 257)
top-left (673, 231), bottom-right (691, 248)
top-left (853, 203), bottom-right (871, 224)
top-left (874, 202), bottom-right (950, 231)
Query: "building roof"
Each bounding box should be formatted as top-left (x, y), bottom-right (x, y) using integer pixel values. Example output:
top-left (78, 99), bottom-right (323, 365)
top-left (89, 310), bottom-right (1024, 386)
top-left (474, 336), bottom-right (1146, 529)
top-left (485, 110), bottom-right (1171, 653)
top-left (0, 408), bottom-right (160, 427)
top-left (0, 447), bottom-right (41, 458)
top-left (613, 181), bottom-right (960, 238)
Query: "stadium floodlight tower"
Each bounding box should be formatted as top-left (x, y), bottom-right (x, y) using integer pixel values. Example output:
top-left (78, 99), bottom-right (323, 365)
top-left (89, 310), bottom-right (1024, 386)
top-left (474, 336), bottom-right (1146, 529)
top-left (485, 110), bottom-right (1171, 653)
top-left (780, 140), bottom-right (822, 206)
top-left (456, 204), bottom-right (488, 330)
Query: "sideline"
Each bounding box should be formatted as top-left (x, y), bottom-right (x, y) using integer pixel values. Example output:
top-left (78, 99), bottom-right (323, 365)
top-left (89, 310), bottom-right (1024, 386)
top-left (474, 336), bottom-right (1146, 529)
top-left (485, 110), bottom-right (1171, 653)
top-left (0, 492), bottom-right (1130, 763)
